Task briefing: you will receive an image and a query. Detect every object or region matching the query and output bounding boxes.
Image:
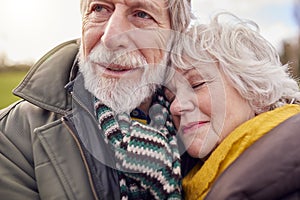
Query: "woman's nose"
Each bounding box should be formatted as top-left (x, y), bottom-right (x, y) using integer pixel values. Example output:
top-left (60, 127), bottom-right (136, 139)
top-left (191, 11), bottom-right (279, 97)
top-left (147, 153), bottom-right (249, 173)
top-left (170, 97), bottom-right (193, 116)
top-left (170, 98), bottom-right (182, 116)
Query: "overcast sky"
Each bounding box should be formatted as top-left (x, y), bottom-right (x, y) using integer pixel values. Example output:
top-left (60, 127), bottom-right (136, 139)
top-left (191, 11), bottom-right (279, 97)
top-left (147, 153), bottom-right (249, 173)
top-left (0, 0), bottom-right (299, 63)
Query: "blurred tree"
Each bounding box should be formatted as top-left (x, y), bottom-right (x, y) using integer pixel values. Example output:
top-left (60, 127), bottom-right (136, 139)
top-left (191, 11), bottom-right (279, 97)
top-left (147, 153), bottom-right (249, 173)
top-left (0, 52), bottom-right (8, 67)
top-left (281, 42), bottom-right (299, 77)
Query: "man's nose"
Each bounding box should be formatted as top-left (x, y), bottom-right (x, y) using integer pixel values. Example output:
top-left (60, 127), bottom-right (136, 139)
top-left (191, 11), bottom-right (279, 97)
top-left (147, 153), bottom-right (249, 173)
top-left (101, 8), bottom-right (131, 51)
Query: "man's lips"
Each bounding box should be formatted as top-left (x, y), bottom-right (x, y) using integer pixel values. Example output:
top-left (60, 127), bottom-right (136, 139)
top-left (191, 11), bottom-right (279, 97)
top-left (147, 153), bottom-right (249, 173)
top-left (181, 121), bottom-right (209, 135)
top-left (92, 62), bottom-right (139, 77)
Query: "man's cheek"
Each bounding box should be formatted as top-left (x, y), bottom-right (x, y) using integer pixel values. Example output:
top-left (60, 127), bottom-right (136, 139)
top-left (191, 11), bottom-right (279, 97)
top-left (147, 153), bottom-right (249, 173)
top-left (82, 28), bottom-right (103, 58)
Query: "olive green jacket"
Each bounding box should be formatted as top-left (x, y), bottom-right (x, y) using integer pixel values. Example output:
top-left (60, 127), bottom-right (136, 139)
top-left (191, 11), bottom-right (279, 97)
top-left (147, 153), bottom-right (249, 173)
top-left (0, 40), bottom-right (120, 200)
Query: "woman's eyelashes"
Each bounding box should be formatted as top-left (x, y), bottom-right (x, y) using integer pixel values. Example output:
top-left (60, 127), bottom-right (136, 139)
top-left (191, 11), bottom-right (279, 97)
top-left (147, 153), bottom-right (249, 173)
top-left (191, 81), bottom-right (207, 90)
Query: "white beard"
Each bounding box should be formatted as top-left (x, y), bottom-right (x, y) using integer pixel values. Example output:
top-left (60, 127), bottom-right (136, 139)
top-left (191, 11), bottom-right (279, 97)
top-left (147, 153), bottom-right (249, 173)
top-left (79, 44), bottom-right (167, 114)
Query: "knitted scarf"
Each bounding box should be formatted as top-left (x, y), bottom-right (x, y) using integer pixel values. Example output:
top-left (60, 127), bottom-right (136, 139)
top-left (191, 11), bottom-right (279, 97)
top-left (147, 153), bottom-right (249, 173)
top-left (94, 88), bottom-right (182, 200)
top-left (182, 104), bottom-right (300, 200)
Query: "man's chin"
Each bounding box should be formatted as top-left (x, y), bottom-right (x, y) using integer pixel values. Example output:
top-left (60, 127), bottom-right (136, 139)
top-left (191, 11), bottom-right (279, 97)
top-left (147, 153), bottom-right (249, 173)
top-left (79, 57), bottom-right (164, 114)
top-left (95, 84), bottom-right (156, 114)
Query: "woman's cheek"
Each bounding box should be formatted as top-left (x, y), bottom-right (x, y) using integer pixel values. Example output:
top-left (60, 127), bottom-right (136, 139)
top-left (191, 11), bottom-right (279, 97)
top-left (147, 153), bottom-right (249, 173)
top-left (196, 91), bottom-right (212, 116)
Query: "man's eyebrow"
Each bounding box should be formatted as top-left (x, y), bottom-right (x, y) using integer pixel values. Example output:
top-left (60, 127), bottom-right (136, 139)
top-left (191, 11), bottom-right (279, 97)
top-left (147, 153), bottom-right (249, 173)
top-left (127, 0), bottom-right (167, 15)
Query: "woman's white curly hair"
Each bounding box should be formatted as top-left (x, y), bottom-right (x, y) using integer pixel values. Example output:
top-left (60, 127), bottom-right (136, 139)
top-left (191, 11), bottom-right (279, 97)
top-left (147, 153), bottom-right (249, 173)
top-left (171, 12), bottom-right (300, 114)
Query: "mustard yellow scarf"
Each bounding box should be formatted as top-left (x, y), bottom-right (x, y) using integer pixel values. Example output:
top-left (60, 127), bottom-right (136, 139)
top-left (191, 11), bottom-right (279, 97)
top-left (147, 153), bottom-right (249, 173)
top-left (182, 104), bottom-right (300, 200)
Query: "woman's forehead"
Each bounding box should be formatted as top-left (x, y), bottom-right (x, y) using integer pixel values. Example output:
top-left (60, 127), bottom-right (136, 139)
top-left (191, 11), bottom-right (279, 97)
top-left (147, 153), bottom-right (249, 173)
top-left (176, 62), bottom-right (220, 80)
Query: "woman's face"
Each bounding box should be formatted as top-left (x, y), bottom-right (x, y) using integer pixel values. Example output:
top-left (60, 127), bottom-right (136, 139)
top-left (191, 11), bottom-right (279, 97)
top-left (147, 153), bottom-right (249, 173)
top-left (165, 63), bottom-right (255, 158)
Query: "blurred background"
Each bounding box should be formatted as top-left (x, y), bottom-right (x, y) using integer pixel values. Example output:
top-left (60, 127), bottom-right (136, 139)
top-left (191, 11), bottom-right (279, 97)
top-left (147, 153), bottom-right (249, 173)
top-left (0, 0), bottom-right (300, 109)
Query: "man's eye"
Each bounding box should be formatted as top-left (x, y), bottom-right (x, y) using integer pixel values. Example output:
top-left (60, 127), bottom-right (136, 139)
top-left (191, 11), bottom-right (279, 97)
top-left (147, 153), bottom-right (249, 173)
top-left (92, 4), bottom-right (107, 13)
top-left (135, 11), bottom-right (151, 19)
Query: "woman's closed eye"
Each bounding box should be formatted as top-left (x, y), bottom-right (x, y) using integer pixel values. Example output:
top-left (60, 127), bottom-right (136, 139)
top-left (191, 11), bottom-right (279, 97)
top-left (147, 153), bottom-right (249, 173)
top-left (191, 81), bottom-right (207, 90)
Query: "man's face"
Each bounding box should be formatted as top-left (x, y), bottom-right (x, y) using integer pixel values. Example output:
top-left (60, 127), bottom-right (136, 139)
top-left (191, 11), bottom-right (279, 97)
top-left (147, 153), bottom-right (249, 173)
top-left (79, 0), bottom-right (171, 113)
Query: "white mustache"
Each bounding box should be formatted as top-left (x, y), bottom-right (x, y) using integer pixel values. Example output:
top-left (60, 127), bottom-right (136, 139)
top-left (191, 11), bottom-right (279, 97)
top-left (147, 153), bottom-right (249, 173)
top-left (88, 44), bottom-right (148, 69)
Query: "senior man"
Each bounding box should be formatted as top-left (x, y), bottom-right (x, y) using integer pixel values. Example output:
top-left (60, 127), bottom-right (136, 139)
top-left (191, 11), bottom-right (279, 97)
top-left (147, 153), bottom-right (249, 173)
top-left (0, 0), bottom-right (193, 199)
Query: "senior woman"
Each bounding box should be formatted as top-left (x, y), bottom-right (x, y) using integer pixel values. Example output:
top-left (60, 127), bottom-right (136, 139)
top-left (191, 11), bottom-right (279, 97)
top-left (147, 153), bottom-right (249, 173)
top-left (165, 13), bottom-right (300, 199)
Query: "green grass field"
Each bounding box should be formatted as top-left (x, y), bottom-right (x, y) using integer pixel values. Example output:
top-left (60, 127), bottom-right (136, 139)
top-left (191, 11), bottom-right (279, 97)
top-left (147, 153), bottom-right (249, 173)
top-left (0, 71), bottom-right (28, 109)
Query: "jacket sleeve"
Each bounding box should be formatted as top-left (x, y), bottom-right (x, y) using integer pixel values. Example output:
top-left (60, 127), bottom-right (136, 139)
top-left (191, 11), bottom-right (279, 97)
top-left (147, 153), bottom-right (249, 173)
top-left (0, 101), bottom-right (48, 200)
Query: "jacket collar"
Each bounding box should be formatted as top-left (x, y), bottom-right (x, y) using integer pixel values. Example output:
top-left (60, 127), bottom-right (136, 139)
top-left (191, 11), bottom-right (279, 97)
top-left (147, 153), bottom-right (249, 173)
top-left (13, 40), bottom-right (80, 115)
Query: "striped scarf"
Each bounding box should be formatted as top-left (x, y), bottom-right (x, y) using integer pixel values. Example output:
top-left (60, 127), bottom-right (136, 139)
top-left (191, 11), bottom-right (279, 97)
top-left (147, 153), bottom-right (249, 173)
top-left (95, 89), bottom-right (182, 199)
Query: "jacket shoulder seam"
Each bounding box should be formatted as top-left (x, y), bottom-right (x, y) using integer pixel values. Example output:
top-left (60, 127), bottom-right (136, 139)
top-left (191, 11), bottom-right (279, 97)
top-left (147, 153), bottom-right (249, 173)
top-left (0, 100), bottom-right (24, 120)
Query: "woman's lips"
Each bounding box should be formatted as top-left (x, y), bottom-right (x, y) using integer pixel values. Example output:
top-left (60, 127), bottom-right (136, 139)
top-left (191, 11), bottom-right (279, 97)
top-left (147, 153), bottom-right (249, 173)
top-left (182, 121), bottom-right (209, 135)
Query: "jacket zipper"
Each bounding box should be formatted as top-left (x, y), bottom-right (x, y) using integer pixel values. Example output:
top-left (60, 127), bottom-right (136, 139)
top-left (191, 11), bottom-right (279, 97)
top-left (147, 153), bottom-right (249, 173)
top-left (62, 117), bottom-right (99, 200)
